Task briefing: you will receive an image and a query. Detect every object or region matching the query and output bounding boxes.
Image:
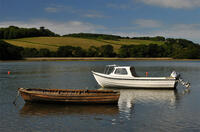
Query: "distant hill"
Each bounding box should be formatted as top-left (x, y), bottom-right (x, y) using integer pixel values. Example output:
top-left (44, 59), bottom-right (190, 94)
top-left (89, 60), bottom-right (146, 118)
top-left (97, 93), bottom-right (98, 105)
top-left (1, 26), bottom-right (200, 59)
top-left (5, 37), bottom-right (165, 52)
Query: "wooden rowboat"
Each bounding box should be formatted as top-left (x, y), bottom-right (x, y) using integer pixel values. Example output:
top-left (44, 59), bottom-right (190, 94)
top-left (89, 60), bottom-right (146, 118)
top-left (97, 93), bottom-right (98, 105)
top-left (18, 88), bottom-right (120, 104)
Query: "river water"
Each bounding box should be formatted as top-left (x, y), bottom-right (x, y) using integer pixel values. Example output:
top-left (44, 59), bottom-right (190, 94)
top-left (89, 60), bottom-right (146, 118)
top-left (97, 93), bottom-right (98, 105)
top-left (0, 60), bottom-right (200, 132)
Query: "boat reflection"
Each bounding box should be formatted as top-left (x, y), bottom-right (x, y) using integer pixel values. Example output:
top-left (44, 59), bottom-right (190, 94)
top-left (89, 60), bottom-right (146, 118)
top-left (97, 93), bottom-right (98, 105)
top-left (20, 103), bottom-right (119, 116)
top-left (101, 88), bottom-right (178, 119)
top-left (119, 89), bottom-right (177, 105)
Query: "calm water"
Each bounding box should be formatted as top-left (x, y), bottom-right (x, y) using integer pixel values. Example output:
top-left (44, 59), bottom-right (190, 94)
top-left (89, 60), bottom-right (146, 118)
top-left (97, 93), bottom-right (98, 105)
top-left (0, 60), bottom-right (200, 132)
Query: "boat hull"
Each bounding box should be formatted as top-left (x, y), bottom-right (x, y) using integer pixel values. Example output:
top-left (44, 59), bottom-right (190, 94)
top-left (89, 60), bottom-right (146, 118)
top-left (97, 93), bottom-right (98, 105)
top-left (19, 88), bottom-right (119, 104)
top-left (92, 72), bottom-right (177, 89)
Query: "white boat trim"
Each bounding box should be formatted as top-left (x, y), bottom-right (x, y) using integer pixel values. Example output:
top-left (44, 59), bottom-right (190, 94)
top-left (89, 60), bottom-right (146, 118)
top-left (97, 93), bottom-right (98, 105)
top-left (92, 71), bottom-right (175, 81)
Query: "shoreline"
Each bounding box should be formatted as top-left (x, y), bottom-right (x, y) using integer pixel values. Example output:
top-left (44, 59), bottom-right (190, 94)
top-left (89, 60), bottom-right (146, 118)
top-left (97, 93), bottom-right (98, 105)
top-left (24, 57), bottom-right (200, 61)
top-left (1, 57), bottom-right (200, 62)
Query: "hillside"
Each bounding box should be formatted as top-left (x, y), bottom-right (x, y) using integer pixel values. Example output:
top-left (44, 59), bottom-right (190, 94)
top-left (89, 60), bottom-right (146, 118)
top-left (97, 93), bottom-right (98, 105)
top-left (4, 37), bottom-right (164, 52)
top-left (1, 26), bottom-right (200, 59)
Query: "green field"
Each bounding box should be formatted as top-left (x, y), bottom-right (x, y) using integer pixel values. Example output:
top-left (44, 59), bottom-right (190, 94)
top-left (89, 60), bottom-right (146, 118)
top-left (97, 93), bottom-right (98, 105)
top-left (5, 37), bottom-right (165, 52)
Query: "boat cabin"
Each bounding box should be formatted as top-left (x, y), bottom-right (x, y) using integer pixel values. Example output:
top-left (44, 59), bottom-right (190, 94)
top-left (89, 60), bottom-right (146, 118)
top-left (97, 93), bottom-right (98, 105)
top-left (104, 65), bottom-right (139, 77)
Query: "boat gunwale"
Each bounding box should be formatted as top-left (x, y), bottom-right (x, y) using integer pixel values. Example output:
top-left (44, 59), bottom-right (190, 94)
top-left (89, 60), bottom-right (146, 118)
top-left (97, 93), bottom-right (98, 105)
top-left (18, 88), bottom-right (120, 96)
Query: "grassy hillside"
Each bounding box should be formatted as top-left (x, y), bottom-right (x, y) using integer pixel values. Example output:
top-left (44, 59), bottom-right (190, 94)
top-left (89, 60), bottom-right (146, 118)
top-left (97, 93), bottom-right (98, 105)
top-left (5, 37), bottom-right (165, 52)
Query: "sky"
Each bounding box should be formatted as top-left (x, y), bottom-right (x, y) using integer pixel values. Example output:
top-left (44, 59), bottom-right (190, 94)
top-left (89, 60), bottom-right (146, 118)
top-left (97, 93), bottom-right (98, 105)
top-left (0, 0), bottom-right (200, 43)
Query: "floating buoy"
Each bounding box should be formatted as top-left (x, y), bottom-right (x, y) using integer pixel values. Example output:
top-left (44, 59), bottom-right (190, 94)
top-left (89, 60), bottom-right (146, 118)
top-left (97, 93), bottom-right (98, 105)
top-left (146, 72), bottom-right (148, 77)
top-left (8, 71), bottom-right (11, 75)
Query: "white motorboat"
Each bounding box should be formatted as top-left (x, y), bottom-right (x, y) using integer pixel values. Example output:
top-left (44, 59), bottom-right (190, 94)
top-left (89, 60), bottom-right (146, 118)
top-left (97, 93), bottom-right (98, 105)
top-left (92, 65), bottom-right (180, 89)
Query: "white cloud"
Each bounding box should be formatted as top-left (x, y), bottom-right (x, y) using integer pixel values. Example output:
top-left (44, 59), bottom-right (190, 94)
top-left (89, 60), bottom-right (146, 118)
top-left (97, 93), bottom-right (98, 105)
top-left (106, 3), bottom-right (130, 9)
top-left (0, 19), bottom-right (106, 35)
top-left (45, 5), bottom-right (106, 19)
top-left (134, 19), bottom-right (162, 28)
top-left (84, 13), bottom-right (104, 18)
top-left (137, 0), bottom-right (200, 9)
top-left (83, 11), bottom-right (106, 18)
top-left (44, 5), bottom-right (77, 13)
top-left (45, 7), bottom-right (59, 13)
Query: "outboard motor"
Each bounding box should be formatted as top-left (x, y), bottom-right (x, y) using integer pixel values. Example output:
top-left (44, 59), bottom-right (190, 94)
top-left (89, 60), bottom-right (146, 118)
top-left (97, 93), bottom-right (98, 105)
top-left (170, 71), bottom-right (180, 79)
top-left (179, 77), bottom-right (190, 88)
top-left (170, 71), bottom-right (190, 88)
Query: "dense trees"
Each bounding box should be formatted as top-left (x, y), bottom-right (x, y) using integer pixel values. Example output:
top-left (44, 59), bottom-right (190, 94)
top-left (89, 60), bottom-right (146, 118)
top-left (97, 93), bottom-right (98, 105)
top-left (132, 36), bottom-right (165, 41)
top-left (64, 33), bottom-right (122, 40)
top-left (0, 40), bottom-right (23, 60)
top-left (99, 45), bottom-right (116, 57)
top-left (164, 39), bottom-right (200, 59)
top-left (118, 39), bottom-right (200, 59)
top-left (21, 48), bottom-right (39, 57)
top-left (56, 45), bottom-right (115, 57)
top-left (87, 46), bottom-right (100, 57)
top-left (38, 48), bottom-right (51, 57)
top-left (118, 44), bottom-right (165, 57)
top-left (0, 26), bottom-right (58, 39)
top-left (57, 46), bottom-right (87, 57)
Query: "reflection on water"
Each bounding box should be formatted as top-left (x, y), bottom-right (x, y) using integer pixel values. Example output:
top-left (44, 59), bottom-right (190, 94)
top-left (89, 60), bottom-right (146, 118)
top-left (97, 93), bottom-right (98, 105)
top-left (20, 103), bottom-right (119, 116)
top-left (119, 89), bottom-right (177, 105)
top-left (101, 88), bottom-right (178, 120)
top-left (20, 89), bottom-right (178, 119)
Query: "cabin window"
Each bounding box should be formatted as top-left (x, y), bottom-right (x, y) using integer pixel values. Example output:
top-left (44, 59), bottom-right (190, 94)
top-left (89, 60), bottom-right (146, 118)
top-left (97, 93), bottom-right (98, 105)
top-left (114, 68), bottom-right (128, 75)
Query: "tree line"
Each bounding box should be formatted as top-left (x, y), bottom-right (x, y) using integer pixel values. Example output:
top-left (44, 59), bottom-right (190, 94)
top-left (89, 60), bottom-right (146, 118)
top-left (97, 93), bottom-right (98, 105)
top-left (0, 26), bottom-right (122, 40)
top-left (64, 33), bottom-right (122, 40)
top-left (0, 26), bottom-right (58, 39)
top-left (64, 33), bottom-right (166, 41)
top-left (1, 38), bottom-right (200, 60)
top-left (132, 36), bottom-right (166, 41)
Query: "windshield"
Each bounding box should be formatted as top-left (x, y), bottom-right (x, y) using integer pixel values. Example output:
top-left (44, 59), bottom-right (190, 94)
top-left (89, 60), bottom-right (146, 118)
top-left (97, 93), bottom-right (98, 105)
top-left (104, 66), bottom-right (115, 74)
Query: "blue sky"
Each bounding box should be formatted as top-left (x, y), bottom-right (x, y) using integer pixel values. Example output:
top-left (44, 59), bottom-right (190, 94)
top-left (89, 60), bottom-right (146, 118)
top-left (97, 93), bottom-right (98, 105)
top-left (0, 0), bottom-right (200, 42)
